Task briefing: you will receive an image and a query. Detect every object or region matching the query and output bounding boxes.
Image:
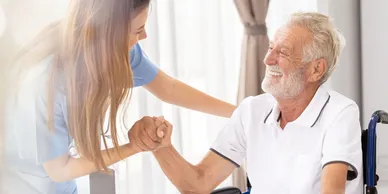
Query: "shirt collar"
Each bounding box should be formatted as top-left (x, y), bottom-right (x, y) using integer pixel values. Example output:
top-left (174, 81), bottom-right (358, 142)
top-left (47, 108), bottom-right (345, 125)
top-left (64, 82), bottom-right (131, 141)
top-left (263, 86), bottom-right (331, 127)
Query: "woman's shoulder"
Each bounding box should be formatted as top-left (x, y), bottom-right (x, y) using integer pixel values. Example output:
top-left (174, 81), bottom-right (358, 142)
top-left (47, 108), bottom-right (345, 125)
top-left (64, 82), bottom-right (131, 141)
top-left (129, 43), bottom-right (147, 67)
top-left (9, 55), bottom-right (66, 105)
top-left (19, 56), bottom-right (53, 82)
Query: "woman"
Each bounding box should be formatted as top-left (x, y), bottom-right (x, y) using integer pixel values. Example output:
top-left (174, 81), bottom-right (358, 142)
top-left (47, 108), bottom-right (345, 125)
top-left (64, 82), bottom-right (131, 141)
top-left (3, 0), bottom-right (236, 193)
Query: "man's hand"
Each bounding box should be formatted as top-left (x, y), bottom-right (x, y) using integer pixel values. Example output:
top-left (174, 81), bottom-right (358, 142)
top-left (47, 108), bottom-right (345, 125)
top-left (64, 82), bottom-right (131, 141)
top-left (128, 116), bottom-right (173, 152)
top-left (153, 116), bottom-right (173, 148)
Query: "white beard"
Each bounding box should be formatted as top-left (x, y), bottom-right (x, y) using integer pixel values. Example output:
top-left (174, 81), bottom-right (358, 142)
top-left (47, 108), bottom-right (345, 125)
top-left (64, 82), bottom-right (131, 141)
top-left (261, 65), bottom-right (305, 99)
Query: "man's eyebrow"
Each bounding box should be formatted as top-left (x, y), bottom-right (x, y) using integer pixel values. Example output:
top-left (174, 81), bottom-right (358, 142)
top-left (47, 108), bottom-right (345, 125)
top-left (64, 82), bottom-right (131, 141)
top-left (280, 46), bottom-right (291, 51)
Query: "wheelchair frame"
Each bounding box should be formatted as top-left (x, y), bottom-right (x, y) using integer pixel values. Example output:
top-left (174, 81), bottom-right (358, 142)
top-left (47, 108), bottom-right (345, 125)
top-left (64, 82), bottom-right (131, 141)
top-left (212, 110), bottom-right (388, 194)
top-left (363, 110), bottom-right (388, 194)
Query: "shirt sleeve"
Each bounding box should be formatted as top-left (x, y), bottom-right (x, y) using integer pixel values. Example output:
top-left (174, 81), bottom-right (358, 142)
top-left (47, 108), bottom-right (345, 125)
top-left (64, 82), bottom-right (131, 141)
top-left (321, 103), bottom-right (363, 179)
top-left (11, 67), bottom-right (71, 164)
top-left (129, 43), bottom-right (159, 87)
top-left (210, 98), bottom-right (250, 167)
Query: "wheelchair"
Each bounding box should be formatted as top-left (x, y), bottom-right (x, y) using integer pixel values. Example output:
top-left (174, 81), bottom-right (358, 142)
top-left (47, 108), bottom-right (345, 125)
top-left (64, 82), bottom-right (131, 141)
top-left (211, 110), bottom-right (388, 194)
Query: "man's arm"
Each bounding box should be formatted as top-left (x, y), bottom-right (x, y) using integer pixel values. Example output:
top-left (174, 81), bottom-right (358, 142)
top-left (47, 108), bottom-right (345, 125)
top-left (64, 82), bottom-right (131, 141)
top-left (321, 163), bottom-right (348, 194)
top-left (144, 70), bottom-right (236, 118)
top-left (150, 119), bottom-right (240, 194)
top-left (153, 146), bottom-right (237, 194)
top-left (130, 101), bottom-right (248, 193)
top-left (321, 103), bottom-right (363, 194)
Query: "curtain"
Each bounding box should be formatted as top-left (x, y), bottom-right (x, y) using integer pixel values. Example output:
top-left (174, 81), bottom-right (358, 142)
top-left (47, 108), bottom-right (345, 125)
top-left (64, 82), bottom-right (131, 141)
top-left (233, 0), bottom-right (270, 191)
top-left (235, 0), bottom-right (269, 100)
top-left (111, 0), bottom-right (243, 194)
top-left (0, 3), bottom-right (7, 188)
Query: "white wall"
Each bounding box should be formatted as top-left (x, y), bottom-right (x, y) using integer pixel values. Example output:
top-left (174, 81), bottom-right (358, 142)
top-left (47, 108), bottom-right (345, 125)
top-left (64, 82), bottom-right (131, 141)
top-left (360, 0), bottom-right (388, 188)
top-left (360, 0), bottom-right (388, 126)
top-left (318, 0), bottom-right (362, 110)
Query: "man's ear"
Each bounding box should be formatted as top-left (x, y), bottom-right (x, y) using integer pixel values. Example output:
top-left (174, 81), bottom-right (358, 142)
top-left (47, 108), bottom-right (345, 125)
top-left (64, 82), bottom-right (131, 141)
top-left (308, 58), bottom-right (327, 83)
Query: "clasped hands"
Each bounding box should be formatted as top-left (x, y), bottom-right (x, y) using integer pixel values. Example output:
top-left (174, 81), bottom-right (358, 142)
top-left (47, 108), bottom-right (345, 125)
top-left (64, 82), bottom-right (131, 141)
top-left (128, 116), bottom-right (173, 152)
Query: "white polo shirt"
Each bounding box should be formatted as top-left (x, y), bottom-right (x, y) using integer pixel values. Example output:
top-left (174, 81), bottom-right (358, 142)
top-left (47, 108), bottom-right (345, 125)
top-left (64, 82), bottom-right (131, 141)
top-left (211, 86), bottom-right (363, 194)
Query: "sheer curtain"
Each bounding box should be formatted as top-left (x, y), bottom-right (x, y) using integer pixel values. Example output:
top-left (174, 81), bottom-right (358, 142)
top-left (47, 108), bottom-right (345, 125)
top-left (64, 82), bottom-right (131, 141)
top-left (111, 0), bottom-right (243, 194)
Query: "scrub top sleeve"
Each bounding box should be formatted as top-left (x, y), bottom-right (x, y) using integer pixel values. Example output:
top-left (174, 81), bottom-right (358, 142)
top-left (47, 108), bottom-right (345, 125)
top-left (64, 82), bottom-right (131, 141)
top-left (129, 43), bottom-right (159, 87)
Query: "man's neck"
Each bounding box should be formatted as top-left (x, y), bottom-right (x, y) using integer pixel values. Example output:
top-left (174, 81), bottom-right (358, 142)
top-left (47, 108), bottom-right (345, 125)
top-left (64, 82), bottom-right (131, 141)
top-left (276, 85), bottom-right (319, 128)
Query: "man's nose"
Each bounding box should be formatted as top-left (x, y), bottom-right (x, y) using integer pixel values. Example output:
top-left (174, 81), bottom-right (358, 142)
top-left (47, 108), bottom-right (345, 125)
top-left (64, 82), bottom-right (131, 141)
top-left (263, 49), bottom-right (278, 66)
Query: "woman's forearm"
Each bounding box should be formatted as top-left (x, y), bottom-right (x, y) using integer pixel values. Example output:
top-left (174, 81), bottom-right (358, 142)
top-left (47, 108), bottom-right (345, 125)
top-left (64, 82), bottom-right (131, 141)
top-left (163, 79), bottom-right (236, 117)
top-left (145, 71), bottom-right (237, 118)
top-left (50, 143), bottom-right (139, 182)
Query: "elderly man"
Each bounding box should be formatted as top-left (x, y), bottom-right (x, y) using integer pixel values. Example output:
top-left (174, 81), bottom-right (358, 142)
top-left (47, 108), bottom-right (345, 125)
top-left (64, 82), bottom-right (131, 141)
top-left (129, 12), bottom-right (363, 194)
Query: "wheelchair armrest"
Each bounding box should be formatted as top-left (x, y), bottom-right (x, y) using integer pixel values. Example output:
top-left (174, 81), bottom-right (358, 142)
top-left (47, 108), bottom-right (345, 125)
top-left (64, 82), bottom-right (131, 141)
top-left (211, 186), bottom-right (242, 194)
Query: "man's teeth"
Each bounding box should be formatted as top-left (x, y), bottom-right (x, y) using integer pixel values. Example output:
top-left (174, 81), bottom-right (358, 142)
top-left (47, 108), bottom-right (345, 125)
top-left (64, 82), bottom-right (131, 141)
top-left (268, 71), bottom-right (282, 76)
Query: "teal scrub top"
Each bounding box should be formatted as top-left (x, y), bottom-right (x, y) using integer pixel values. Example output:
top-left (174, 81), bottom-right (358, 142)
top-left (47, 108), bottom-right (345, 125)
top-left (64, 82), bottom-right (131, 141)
top-left (3, 43), bottom-right (158, 194)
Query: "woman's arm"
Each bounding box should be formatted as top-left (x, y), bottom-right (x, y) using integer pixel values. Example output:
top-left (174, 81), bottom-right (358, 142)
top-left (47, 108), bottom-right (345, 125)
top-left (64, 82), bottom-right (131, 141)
top-left (43, 116), bottom-right (161, 182)
top-left (144, 70), bottom-right (237, 118)
top-left (43, 143), bottom-right (139, 182)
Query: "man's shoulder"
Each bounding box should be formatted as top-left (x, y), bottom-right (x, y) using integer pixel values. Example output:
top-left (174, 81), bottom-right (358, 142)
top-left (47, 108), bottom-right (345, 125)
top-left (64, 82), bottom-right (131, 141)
top-left (237, 93), bottom-right (276, 114)
top-left (326, 88), bottom-right (359, 111)
top-left (320, 88), bottom-right (360, 124)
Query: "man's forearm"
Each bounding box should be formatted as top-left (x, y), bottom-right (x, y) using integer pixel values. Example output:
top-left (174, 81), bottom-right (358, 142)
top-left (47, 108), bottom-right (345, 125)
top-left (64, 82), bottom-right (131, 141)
top-left (153, 145), bottom-right (209, 193)
top-left (60, 143), bottom-right (139, 182)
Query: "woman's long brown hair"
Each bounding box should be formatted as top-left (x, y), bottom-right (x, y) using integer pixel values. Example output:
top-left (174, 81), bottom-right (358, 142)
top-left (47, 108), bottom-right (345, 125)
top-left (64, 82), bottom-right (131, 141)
top-left (14, 0), bottom-right (150, 171)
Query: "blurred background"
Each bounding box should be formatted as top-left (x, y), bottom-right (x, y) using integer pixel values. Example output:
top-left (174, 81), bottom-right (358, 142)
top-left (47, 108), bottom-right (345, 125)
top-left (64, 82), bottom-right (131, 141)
top-left (0, 0), bottom-right (387, 193)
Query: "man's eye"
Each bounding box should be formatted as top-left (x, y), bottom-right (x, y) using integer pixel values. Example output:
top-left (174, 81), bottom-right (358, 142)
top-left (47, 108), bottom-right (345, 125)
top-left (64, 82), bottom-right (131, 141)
top-left (280, 51), bottom-right (290, 56)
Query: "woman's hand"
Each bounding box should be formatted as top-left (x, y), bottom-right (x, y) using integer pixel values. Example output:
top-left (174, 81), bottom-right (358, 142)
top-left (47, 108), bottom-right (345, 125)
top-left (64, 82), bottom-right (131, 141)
top-left (128, 116), bottom-right (173, 152)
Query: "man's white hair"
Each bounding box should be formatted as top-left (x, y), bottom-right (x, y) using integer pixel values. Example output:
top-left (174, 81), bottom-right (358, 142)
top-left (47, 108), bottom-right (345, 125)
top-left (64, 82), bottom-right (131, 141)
top-left (286, 12), bottom-right (346, 84)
